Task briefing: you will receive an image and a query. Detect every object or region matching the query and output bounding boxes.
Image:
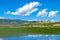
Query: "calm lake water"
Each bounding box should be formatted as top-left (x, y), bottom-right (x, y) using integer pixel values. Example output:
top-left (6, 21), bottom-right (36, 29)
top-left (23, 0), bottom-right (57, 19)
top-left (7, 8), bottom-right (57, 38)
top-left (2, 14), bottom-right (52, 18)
top-left (0, 35), bottom-right (60, 40)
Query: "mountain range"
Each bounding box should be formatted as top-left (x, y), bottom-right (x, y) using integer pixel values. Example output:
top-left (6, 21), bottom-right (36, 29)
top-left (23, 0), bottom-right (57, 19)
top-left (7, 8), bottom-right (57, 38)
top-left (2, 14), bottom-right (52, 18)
top-left (0, 19), bottom-right (27, 24)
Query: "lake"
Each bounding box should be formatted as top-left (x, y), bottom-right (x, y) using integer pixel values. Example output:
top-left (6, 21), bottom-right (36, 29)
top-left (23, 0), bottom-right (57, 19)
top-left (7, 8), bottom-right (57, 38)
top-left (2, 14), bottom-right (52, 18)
top-left (0, 34), bottom-right (60, 40)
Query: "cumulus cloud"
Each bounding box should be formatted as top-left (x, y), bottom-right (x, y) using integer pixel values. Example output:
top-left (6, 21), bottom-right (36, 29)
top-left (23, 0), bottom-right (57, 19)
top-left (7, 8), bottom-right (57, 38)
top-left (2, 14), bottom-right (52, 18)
top-left (48, 11), bottom-right (59, 17)
top-left (6, 2), bottom-right (41, 16)
top-left (23, 8), bottom-right (38, 16)
top-left (37, 9), bottom-right (48, 17)
top-left (37, 9), bottom-right (59, 18)
top-left (5, 2), bottom-right (59, 18)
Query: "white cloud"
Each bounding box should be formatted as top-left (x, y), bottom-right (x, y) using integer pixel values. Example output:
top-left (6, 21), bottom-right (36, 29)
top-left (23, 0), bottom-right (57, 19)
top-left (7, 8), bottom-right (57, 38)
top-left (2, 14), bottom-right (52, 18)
top-left (6, 2), bottom-right (41, 16)
top-left (5, 2), bottom-right (59, 18)
top-left (28, 19), bottom-right (38, 21)
top-left (6, 11), bottom-right (11, 14)
top-left (23, 8), bottom-right (38, 16)
top-left (37, 9), bottom-right (59, 18)
top-left (48, 11), bottom-right (59, 17)
top-left (0, 17), bottom-right (5, 19)
top-left (37, 9), bottom-right (48, 17)
top-left (50, 19), bottom-right (55, 22)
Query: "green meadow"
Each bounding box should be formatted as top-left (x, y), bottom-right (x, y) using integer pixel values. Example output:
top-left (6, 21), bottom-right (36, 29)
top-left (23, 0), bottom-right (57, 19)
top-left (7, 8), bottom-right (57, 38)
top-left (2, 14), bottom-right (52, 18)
top-left (0, 27), bottom-right (60, 37)
top-left (0, 22), bottom-right (60, 37)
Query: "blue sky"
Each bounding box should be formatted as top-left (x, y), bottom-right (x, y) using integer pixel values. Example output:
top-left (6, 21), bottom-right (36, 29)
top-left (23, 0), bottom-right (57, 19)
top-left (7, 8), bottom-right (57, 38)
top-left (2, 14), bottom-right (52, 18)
top-left (0, 0), bottom-right (60, 21)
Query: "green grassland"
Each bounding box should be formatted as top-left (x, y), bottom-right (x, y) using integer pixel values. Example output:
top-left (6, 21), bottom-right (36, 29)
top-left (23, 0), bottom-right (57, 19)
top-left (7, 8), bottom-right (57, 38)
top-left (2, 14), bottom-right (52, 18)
top-left (0, 22), bottom-right (60, 37)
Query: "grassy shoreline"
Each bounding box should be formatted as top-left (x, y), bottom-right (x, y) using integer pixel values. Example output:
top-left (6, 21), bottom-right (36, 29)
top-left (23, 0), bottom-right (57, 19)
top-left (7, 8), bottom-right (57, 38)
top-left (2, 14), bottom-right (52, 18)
top-left (0, 27), bottom-right (60, 37)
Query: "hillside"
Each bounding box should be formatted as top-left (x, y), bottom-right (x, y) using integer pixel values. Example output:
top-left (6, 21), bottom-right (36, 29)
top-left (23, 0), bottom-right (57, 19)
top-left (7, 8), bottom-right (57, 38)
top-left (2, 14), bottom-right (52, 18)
top-left (0, 19), bottom-right (26, 24)
top-left (0, 19), bottom-right (60, 28)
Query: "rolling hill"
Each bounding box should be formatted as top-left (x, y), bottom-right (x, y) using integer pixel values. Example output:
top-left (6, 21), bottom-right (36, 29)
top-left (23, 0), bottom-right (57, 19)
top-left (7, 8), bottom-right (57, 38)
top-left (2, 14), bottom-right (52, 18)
top-left (0, 19), bottom-right (60, 28)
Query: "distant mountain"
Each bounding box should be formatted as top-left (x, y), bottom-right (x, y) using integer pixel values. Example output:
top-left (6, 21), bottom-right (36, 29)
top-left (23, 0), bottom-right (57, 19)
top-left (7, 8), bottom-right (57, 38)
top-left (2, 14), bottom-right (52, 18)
top-left (0, 18), bottom-right (60, 28)
top-left (0, 19), bottom-right (27, 24)
top-left (0, 18), bottom-right (60, 24)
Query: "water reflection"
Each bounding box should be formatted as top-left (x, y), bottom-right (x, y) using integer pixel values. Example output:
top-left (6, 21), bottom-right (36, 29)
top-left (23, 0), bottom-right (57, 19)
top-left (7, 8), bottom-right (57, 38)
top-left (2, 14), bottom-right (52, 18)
top-left (1, 35), bottom-right (60, 40)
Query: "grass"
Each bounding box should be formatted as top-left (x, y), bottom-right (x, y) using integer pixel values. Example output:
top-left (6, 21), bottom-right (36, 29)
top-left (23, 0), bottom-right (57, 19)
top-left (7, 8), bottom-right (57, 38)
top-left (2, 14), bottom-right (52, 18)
top-left (0, 27), bottom-right (60, 37)
top-left (0, 22), bottom-right (60, 37)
